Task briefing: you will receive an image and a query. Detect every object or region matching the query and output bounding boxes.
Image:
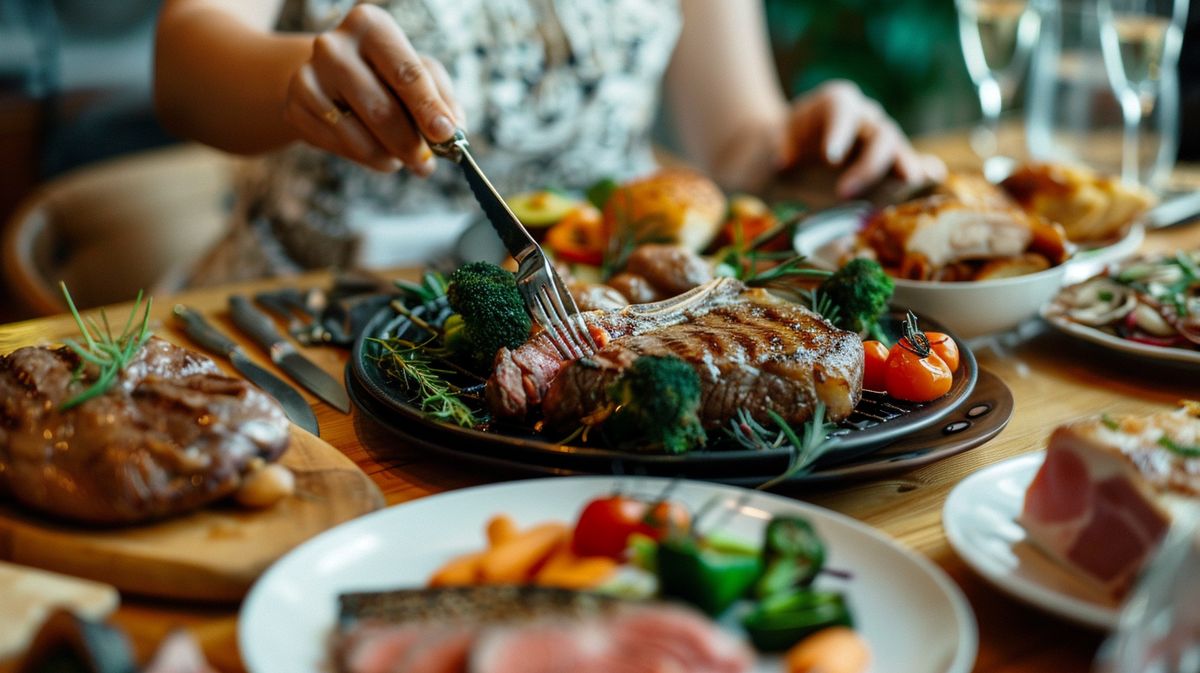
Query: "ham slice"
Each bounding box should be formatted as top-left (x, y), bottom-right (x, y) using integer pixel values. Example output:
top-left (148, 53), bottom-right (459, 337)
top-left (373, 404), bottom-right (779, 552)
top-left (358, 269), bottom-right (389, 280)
top-left (1020, 407), bottom-right (1200, 598)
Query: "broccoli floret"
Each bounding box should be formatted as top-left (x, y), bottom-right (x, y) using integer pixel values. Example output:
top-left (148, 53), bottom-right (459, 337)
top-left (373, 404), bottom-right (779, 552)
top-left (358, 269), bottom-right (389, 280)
top-left (446, 262), bottom-right (532, 367)
top-left (604, 355), bottom-right (707, 454)
top-left (818, 258), bottom-right (894, 336)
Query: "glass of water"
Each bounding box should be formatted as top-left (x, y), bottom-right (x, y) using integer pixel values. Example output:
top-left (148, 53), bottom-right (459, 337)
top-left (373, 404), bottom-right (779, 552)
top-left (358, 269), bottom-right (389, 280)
top-left (956, 0), bottom-right (1045, 179)
top-left (1098, 0), bottom-right (1189, 190)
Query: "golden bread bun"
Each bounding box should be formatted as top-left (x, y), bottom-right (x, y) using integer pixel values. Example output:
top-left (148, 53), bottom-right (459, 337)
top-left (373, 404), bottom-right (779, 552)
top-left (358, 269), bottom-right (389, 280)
top-left (603, 168), bottom-right (727, 252)
top-left (1000, 162), bottom-right (1155, 243)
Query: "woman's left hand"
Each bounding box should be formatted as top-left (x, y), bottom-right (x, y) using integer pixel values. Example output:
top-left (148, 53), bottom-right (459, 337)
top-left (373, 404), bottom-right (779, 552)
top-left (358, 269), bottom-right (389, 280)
top-left (778, 80), bottom-right (946, 198)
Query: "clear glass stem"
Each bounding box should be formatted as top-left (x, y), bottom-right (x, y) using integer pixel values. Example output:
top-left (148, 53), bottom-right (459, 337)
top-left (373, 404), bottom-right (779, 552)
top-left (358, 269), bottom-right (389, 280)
top-left (972, 76), bottom-right (1004, 160)
top-left (1117, 87), bottom-right (1143, 185)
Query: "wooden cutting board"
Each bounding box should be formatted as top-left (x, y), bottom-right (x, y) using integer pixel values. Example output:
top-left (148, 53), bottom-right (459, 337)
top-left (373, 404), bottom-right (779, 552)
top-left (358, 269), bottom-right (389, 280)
top-left (0, 427), bottom-right (384, 602)
top-left (0, 562), bottom-right (119, 659)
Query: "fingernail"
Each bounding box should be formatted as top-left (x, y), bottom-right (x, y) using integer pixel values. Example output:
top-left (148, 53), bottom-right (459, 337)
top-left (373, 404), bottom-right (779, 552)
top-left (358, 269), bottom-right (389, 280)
top-left (382, 158), bottom-right (403, 172)
top-left (429, 115), bottom-right (455, 141)
top-left (827, 140), bottom-right (849, 164)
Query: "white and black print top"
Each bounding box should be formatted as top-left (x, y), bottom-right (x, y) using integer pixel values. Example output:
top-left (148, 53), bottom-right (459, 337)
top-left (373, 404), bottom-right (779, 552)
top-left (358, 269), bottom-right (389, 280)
top-left (190, 0), bottom-right (680, 285)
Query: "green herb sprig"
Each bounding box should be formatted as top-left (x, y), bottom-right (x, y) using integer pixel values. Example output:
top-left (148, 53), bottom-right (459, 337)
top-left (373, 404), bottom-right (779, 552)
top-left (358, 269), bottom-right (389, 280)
top-left (370, 336), bottom-right (479, 428)
top-left (59, 283), bottom-right (153, 410)
top-left (725, 403), bottom-right (840, 489)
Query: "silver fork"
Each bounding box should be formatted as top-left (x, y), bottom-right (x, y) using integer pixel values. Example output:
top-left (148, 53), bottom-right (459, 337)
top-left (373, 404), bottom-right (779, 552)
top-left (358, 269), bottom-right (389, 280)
top-left (430, 129), bottom-right (597, 360)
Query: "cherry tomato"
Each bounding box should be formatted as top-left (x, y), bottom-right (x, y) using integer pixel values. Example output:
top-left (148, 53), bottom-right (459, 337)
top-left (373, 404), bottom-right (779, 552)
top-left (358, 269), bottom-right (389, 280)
top-left (925, 332), bottom-right (960, 373)
top-left (571, 495), bottom-right (690, 560)
top-left (885, 343), bottom-right (952, 402)
top-left (861, 340), bottom-right (889, 391)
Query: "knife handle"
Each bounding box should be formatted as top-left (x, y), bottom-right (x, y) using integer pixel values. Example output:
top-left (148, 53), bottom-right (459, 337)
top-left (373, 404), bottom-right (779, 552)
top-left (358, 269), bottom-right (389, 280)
top-left (173, 305), bottom-right (237, 356)
top-left (229, 295), bottom-right (288, 352)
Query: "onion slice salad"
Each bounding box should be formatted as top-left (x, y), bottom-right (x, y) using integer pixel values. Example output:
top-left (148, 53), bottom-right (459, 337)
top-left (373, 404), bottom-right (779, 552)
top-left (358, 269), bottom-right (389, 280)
top-left (1052, 252), bottom-right (1200, 349)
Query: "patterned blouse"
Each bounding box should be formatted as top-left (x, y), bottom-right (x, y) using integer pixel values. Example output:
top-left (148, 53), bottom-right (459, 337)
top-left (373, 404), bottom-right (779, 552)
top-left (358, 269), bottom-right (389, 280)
top-left (189, 0), bottom-right (681, 285)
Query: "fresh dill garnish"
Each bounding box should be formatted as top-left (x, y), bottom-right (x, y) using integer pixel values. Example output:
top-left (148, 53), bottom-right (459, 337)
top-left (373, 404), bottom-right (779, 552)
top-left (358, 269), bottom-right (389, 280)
top-left (370, 336), bottom-right (479, 428)
top-left (59, 283), bottom-right (153, 410)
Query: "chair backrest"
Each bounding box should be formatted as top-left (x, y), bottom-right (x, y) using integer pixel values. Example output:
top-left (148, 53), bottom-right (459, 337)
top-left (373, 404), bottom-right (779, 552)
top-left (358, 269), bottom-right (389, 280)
top-left (2, 144), bottom-right (237, 315)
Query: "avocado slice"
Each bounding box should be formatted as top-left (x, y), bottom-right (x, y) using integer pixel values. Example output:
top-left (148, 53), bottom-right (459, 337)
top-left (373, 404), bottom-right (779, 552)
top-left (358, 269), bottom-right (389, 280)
top-left (506, 191), bottom-right (582, 228)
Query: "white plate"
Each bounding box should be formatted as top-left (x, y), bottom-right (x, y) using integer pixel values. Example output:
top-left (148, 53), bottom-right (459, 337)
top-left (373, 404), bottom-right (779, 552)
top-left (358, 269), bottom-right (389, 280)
top-left (944, 452), bottom-right (1121, 630)
top-left (1039, 305), bottom-right (1200, 366)
top-left (241, 477), bottom-right (977, 673)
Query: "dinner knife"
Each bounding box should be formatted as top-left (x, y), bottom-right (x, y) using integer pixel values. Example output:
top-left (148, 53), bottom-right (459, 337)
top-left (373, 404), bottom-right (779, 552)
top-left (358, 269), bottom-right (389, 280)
top-left (228, 295), bottom-right (352, 413)
top-left (172, 304), bottom-right (320, 436)
top-left (1145, 190), bottom-right (1200, 230)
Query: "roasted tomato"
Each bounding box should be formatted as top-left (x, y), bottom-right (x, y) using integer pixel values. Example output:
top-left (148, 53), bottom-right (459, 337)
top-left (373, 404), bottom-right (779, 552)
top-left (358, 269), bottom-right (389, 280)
top-left (925, 332), bottom-right (960, 373)
top-left (572, 495), bottom-right (690, 560)
top-left (716, 195), bottom-right (779, 247)
top-left (884, 313), bottom-right (953, 402)
top-left (545, 204), bottom-right (605, 266)
top-left (861, 340), bottom-right (889, 391)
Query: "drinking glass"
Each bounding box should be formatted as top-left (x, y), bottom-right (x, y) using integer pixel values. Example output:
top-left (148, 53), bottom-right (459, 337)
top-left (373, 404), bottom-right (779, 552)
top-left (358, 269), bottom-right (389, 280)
top-left (1099, 0), bottom-right (1189, 190)
top-left (1094, 514), bottom-right (1200, 673)
top-left (1027, 1), bottom-right (1129, 177)
top-left (956, 0), bottom-right (1045, 179)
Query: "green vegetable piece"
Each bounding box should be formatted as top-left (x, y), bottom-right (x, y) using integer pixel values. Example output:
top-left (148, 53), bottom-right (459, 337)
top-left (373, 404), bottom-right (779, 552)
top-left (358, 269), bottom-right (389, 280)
top-left (741, 589), bottom-right (854, 652)
top-left (446, 262), bottom-right (532, 368)
top-left (818, 258), bottom-right (894, 335)
top-left (604, 355), bottom-right (707, 454)
top-left (754, 517), bottom-right (826, 598)
top-left (586, 177), bottom-right (619, 211)
top-left (507, 190), bottom-right (582, 228)
top-left (656, 537), bottom-right (762, 616)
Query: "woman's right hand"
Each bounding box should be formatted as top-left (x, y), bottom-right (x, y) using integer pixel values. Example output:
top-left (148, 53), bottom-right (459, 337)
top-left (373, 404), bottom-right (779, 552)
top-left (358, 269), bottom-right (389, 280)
top-left (283, 4), bottom-right (464, 174)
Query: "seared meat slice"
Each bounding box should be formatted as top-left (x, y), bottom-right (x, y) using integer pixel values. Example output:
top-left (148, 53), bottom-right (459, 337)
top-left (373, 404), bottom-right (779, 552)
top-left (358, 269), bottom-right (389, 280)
top-left (486, 279), bottom-right (863, 428)
top-left (487, 279), bottom-right (746, 419)
top-left (0, 337), bottom-right (289, 524)
top-left (542, 297), bottom-right (863, 429)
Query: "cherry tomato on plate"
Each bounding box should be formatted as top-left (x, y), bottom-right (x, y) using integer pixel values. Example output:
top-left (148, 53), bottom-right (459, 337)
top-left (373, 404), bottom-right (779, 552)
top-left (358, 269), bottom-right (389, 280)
top-left (861, 340), bottom-right (889, 391)
top-left (884, 313), bottom-right (953, 403)
top-left (572, 495), bottom-right (690, 560)
top-left (925, 332), bottom-right (960, 373)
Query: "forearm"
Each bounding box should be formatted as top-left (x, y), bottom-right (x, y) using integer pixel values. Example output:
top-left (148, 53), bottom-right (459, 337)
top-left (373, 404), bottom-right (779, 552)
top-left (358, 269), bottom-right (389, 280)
top-left (155, 1), bottom-right (309, 154)
top-left (665, 0), bottom-right (788, 191)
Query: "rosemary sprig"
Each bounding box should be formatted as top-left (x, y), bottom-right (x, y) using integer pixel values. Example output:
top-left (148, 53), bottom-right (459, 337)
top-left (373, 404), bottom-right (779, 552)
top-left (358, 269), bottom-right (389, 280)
top-left (757, 403), bottom-right (840, 490)
top-left (370, 336), bottom-right (479, 428)
top-left (59, 283), bottom-right (153, 410)
top-left (743, 256), bottom-right (830, 287)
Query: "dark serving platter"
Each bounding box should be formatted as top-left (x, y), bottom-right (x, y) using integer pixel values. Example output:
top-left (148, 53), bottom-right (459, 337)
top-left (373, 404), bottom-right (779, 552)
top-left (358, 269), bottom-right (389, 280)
top-left (347, 365), bottom-right (1012, 486)
top-left (348, 298), bottom-right (979, 477)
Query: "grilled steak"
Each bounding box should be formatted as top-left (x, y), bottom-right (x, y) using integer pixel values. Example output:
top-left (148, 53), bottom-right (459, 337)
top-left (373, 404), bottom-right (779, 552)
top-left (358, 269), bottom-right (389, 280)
top-left (487, 278), bottom-right (864, 428)
top-left (0, 337), bottom-right (290, 525)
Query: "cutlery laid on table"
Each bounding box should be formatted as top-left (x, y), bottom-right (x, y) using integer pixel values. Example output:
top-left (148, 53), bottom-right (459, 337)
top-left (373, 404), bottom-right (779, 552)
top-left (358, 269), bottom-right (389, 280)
top-left (228, 295), bottom-right (352, 413)
top-left (429, 128), bottom-right (597, 360)
top-left (172, 305), bottom-right (320, 436)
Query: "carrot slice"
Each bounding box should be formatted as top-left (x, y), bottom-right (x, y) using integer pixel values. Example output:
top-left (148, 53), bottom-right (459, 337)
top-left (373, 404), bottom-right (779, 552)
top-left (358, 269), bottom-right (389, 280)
top-left (479, 522), bottom-right (569, 583)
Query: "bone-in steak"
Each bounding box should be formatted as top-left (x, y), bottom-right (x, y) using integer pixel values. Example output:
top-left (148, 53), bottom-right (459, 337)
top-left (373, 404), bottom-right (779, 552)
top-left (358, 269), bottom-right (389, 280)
top-left (0, 337), bottom-right (290, 524)
top-left (487, 279), bottom-right (864, 429)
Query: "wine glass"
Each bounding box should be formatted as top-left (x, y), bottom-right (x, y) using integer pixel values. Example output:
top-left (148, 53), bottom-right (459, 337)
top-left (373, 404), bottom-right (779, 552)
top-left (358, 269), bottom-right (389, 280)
top-left (1094, 513), bottom-right (1200, 673)
top-left (956, 0), bottom-right (1045, 180)
top-left (1099, 0), bottom-right (1189, 190)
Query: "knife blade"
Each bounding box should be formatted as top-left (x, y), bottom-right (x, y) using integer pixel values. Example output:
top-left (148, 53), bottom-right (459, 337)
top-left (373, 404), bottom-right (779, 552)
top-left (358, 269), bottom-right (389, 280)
top-left (1145, 190), bottom-right (1200, 230)
top-left (172, 305), bottom-right (320, 436)
top-left (228, 295), bottom-right (351, 413)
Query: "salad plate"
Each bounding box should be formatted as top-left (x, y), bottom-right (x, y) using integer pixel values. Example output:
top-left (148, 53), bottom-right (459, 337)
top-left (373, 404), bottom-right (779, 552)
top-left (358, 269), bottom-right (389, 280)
top-left (1040, 308), bottom-right (1200, 366)
top-left (349, 302), bottom-right (979, 476)
top-left (944, 452), bottom-right (1120, 631)
top-left (240, 476), bottom-right (977, 673)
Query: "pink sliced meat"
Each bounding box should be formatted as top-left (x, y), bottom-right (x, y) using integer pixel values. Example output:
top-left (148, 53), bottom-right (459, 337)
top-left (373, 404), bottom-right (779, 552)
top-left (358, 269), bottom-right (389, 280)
top-left (1020, 409), bottom-right (1200, 598)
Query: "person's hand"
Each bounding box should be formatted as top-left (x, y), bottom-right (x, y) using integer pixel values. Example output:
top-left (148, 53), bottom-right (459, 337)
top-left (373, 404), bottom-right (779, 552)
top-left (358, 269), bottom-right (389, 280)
top-left (283, 4), bottom-right (464, 174)
top-left (778, 80), bottom-right (946, 198)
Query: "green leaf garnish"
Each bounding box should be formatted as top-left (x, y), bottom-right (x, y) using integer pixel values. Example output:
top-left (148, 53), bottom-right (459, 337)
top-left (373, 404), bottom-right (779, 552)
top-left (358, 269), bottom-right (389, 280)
top-left (1158, 436), bottom-right (1200, 458)
top-left (1101, 414), bottom-right (1120, 431)
top-left (369, 336), bottom-right (479, 428)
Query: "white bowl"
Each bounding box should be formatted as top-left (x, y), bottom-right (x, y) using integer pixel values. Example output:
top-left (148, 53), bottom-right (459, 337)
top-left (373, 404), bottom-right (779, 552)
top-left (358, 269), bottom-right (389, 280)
top-left (794, 205), bottom-right (1069, 339)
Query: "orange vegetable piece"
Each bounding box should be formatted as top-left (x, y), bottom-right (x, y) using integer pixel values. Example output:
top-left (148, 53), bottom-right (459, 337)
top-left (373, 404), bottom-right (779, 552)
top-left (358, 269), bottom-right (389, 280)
top-left (428, 550), bottom-right (485, 587)
top-left (479, 522), bottom-right (570, 584)
top-left (486, 514), bottom-right (519, 547)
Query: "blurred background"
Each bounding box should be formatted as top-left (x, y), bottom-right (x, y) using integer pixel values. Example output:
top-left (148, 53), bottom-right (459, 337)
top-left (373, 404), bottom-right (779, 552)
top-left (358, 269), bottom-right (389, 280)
top-left (0, 0), bottom-right (1195, 321)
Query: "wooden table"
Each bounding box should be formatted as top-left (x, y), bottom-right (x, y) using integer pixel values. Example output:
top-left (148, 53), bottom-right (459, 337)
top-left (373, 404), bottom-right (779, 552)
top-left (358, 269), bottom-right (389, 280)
top-left (1, 150), bottom-right (1198, 673)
